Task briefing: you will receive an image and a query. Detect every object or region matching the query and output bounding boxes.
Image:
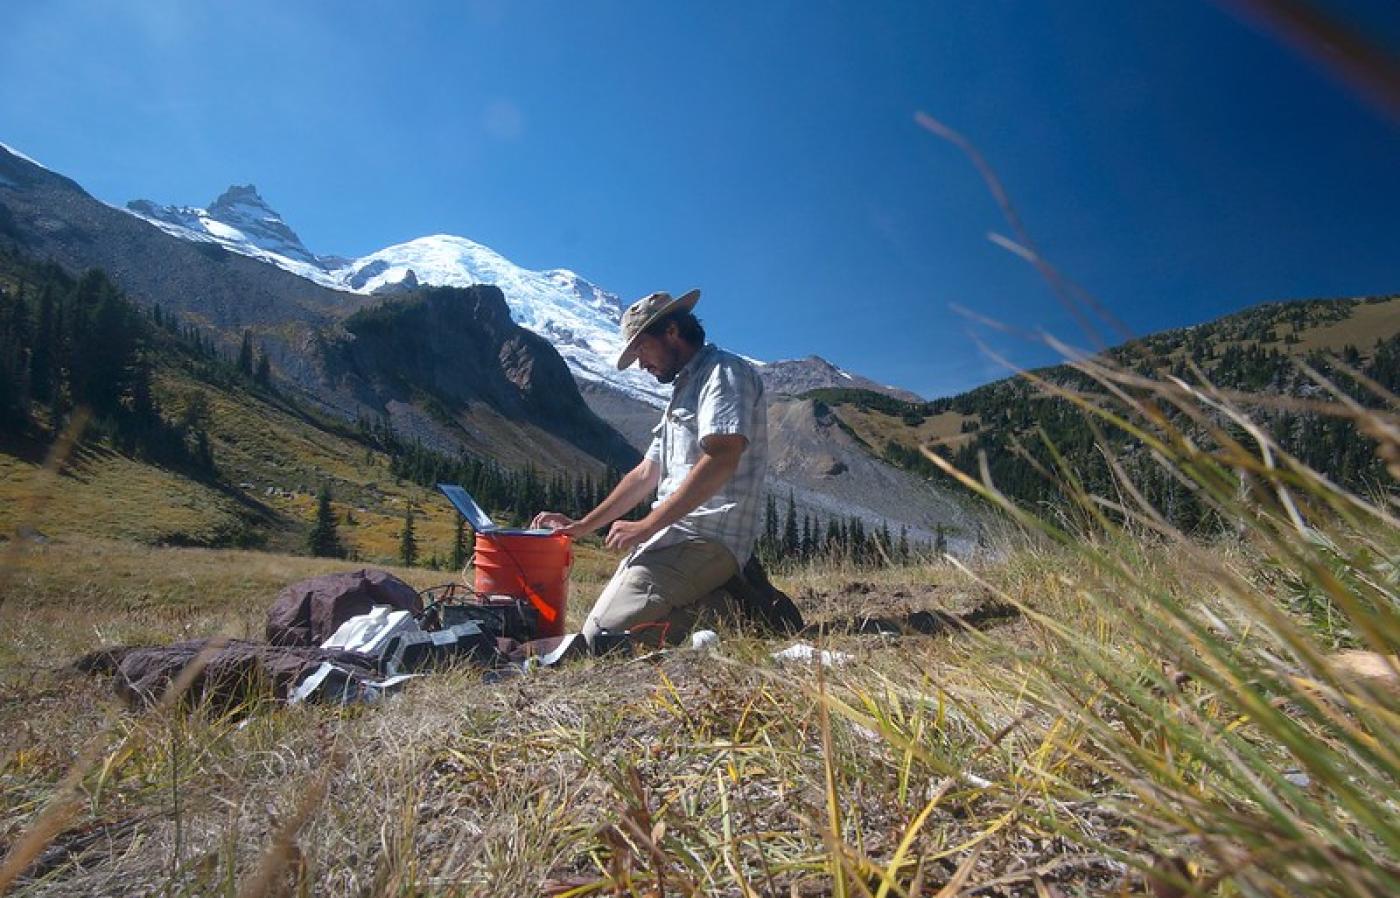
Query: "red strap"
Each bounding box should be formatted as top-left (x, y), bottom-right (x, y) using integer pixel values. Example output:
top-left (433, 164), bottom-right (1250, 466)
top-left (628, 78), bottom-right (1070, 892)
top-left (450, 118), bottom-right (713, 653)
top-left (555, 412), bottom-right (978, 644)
top-left (520, 583), bottom-right (558, 623)
top-left (494, 541), bottom-right (560, 623)
top-left (481, 532), bottom-right (568, 622)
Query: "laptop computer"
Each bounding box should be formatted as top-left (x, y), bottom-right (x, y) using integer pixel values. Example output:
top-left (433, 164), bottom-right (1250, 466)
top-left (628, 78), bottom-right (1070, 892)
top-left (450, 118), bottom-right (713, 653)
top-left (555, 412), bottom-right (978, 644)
top-left (436, 483), bottom-right (558, 536)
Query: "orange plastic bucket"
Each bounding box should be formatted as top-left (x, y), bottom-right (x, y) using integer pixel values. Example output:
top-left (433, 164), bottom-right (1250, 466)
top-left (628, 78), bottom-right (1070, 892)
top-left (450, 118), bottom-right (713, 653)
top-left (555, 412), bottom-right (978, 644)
top-left (473, 532), bottom-right (573, 638)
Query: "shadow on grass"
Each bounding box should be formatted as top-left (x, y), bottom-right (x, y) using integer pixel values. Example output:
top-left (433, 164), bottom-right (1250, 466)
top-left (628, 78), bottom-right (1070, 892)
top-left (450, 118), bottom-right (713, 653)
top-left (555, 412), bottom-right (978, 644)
top-left (801, 600), bottom-right (1019, 638)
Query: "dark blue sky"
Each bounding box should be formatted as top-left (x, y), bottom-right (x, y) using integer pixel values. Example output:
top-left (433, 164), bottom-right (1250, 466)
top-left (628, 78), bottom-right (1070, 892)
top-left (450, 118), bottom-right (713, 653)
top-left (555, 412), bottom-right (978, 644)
top-left (4, 1), bottom-right (1399, 397)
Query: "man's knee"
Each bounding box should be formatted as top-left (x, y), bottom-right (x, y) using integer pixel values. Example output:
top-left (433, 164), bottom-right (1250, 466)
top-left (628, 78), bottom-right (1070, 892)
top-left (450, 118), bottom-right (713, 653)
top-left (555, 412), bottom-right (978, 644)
top-left (581, 540), bottom-right (736, 645)
top-left (582, 567), bottom-right (665, 642)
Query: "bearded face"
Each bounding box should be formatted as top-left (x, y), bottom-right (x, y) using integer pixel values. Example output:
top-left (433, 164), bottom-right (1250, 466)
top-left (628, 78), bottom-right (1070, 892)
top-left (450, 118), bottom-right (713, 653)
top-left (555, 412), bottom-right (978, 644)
top-left (634, 331), bottom-right (687, 384)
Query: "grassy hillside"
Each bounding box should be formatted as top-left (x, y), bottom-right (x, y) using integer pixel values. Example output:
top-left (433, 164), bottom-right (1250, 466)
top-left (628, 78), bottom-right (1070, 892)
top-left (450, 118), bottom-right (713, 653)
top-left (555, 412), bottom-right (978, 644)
top-left (1117, 294), bottom-right (1400, 366)
top-left (0, 250), bottom-right (616, 563)
top-left (0, 358), bottom-right (473, 562)
top-left (0, 444), bottom-right (264, 548)
top-left (150, 369), bottom-right (468, 560)
top-left (811, 295), bottom-right (1400, 526)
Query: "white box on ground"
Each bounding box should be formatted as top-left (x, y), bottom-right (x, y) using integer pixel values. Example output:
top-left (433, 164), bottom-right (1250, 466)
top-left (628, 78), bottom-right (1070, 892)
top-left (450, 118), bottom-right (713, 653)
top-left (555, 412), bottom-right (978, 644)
top-left (322, 605), bottom-right (422, 655)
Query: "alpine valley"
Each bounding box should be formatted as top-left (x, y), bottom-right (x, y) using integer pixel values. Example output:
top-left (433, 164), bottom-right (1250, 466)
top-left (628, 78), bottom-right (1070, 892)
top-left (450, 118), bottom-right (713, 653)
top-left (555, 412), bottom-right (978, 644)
top-left (8, 141), bottom-right (1394, 562)
top-left (0, 142), bottom-right (981, 555)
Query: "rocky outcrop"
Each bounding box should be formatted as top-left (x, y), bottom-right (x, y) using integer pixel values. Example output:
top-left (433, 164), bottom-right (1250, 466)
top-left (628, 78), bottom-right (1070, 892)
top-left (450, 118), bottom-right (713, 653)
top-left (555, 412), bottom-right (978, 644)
top-left (315, 285), bottom-right (639, 470)
top-left (759, 355), bottom-right (924, 403)
top-left (765, 397), bottom-right (978, 546)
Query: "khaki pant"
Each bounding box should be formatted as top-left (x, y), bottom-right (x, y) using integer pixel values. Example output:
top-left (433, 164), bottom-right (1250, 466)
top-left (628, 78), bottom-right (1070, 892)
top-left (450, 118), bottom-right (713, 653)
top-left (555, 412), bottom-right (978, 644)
top-left (581, 539), bottom-right (739, 647)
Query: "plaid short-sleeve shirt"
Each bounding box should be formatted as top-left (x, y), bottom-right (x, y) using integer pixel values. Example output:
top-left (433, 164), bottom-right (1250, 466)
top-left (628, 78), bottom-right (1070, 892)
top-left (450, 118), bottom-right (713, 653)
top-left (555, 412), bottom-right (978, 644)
top-left (640, 343), bottom-right (768, 564)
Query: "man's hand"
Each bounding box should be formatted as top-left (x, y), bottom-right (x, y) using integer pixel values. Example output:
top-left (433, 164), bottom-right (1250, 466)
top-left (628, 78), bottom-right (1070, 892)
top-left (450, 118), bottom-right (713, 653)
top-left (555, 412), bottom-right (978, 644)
top-left (605, 518), bottom-right (656, 552)
top-left (527, 460), bottom-right (659, 542)
top-left (531, 511), bottom-right (582, 535)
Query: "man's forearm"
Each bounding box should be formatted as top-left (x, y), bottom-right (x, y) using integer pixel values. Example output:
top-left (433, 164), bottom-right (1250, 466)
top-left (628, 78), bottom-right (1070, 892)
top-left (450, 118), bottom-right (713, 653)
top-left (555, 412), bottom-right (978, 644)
top-left (575, 464), bottom-right (658, 534)
top-left (636, 449), bottom-right (740, 536)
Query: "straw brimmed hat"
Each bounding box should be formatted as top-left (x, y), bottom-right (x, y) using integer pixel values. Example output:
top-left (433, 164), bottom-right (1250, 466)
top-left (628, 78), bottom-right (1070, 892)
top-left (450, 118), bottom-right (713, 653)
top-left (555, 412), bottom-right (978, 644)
top-left (614, 289), bottom-right (701, 370)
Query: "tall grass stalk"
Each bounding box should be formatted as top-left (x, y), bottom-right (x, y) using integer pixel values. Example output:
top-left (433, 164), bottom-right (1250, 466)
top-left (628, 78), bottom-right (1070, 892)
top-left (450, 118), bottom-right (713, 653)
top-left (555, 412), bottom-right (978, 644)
top-left (921, 353), bottom-right (1399, 896)
top-left (0, 634), bottom-right (234, 892)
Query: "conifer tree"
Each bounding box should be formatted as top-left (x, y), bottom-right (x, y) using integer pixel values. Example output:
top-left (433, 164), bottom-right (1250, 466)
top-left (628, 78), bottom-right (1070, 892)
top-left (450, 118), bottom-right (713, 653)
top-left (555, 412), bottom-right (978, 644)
top-left (825, 519), bottom-right (842, 558)
top-left (849, 517), bottom-right (867, 564)
top-left (254, 349), bottom-right (271, 387)
top-left (451, 516), bottom-right (473, 570)
top-left (29, 286), bottom-right (54, 403)
top-left (0, 306), bottom-right (21, 428)
top-left (782, 491), bottom-right (799, 558)
top-left (764, 493), bottom-right (779, 546)
top-left (308, 483), bottom-right (345, 558)
top-left (195, 429), bottom-right (214, 472)
top-left (237, 329), bottom-right (254, 375)
top-left (399, 502), bottom-right (418, 567)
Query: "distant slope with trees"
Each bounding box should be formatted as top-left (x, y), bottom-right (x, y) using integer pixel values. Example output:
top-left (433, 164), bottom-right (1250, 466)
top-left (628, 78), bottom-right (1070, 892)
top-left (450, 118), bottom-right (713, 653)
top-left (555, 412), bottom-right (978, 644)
top-left (808, 295), bottom-right (1400, 530)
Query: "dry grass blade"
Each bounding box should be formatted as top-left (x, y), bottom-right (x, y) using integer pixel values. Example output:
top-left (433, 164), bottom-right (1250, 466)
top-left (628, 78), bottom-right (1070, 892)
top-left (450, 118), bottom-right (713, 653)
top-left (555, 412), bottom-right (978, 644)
top-left (985, 231), bottom-right (1133, 347)
top-left (915, 112), bottom-right (1118, 349)
top-left (871, 781), bottom-right (949, 898)
top-left (817, 661), bottom-right (848, 898)
top-left (932, 842), bottom-right (983, 898)
top-left (0, 632), bottom-right (230, 893)
top-left (236, 745), bottom-right (341, 898)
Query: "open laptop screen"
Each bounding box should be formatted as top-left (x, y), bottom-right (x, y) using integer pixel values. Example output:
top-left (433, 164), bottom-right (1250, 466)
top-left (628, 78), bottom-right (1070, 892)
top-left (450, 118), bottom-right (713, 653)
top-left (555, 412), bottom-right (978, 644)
top-left (436, 483), bottom-right (497, 532)
top-left (436, 483), bottom-right (559, 536)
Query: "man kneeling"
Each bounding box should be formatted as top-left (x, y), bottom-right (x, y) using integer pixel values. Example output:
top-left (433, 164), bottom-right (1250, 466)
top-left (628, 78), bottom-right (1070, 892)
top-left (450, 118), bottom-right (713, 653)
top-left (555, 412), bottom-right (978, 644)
top-left (532, 289), bottom-right (767, 647)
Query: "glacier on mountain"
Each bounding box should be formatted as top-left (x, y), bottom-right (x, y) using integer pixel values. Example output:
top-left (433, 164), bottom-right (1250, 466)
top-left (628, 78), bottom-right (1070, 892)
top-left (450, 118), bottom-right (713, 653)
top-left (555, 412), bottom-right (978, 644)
top-left (125, 187), bottom-right (667, 405)
top-left (121, 184), bottom-right (925, 407)
top-left (341, 234), bottom-right (666, 404)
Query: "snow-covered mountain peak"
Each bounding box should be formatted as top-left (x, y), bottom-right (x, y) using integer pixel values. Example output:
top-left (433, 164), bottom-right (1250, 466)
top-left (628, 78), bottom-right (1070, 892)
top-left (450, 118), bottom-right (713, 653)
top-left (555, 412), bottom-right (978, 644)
top-left (207, 185), bottom-right (276, 223)
top-left (208, 183), bottom-right (267, 212)
top-left (127, 184), bottom-right (322, 268)
top-left (207, 184), bottom-right (320, 265)
top-left (345, 234), bottom-right (519, 291)
top-left (121, 190), bottom-right (669, 404)
top-left (541, 268), bottom-right (628, 321)
top-left (338, 234), bottom-right (665, 403)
